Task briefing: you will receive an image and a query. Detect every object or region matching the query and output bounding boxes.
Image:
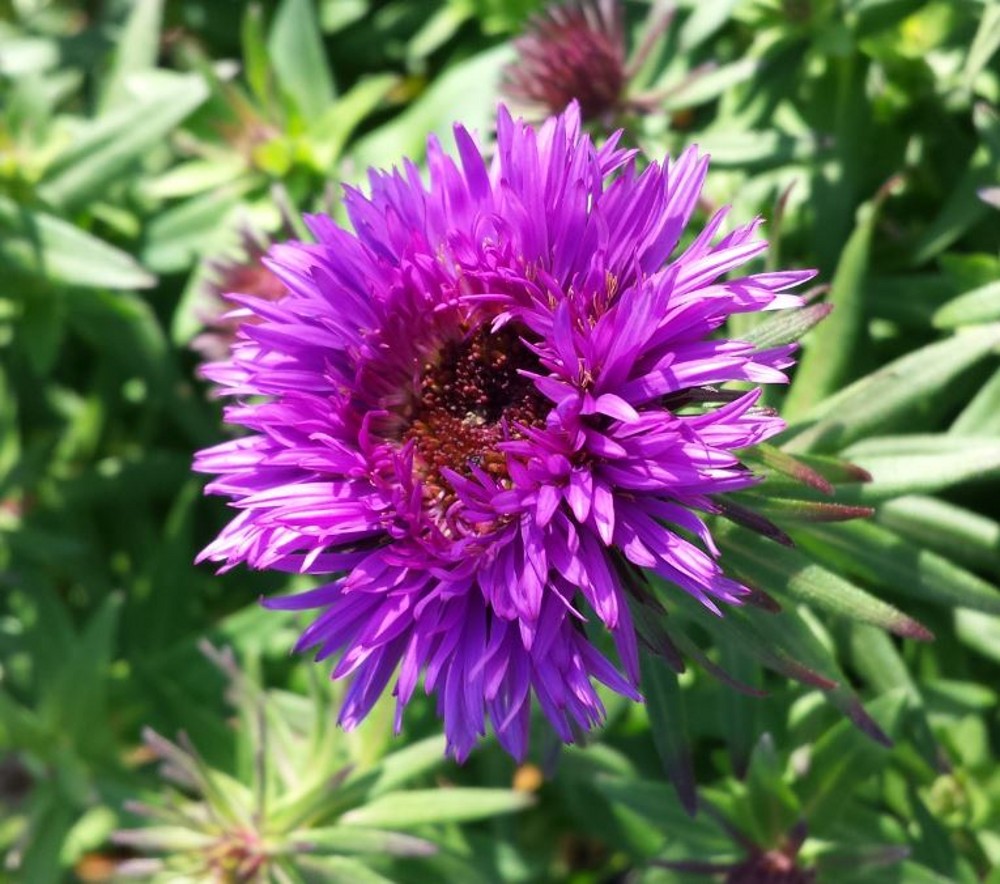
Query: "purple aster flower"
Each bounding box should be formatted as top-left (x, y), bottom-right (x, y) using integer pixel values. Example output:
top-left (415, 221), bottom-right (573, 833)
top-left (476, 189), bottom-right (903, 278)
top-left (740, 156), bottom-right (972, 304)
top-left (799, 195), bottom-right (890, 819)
top-left (195, 102), bottom-right (813, 761)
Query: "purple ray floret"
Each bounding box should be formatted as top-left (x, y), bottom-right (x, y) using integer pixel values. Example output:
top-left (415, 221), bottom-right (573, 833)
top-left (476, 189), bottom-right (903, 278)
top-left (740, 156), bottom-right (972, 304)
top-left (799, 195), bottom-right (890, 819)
top-left (195, 102), bottom-right (815, 760)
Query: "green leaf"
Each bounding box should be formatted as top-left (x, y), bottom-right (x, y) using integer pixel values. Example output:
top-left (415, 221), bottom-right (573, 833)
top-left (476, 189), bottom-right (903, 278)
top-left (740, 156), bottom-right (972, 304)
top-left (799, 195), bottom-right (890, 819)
top-left (798, 521), bottom-right (1000, 615)
top-left (590, 776), bottom-right (729, 850)
top-left (142, 183), bottom-right (252, 274)
top-left (735, 604), bottom-right (891, 745)
top-left (291, 826), bottom-right (436, 857)
top-left (340, 788), bottom-right (533, 828)
top-left (679, 130), bottom-right (825, 168)
top-left (141, 157), bottom-right (247, 200)
top-left (747, 445), bottom-right (871, 495)
top-left (932, 280), bottom-right (1000, 328)
top-left (797, 690), bottom-right (908, 829)
top-left (742, 734), bottom-right (801, 848)
top-left (39, 72), bottom-right (209, 209)
top-left (662, 57), bottom-right (762, 111)
top-left (350, 46), bottom-right (512, 170)
top-left (667, 587), bottom-right (838, 691)
top-left (720, 525), bottom-right (932, 640)
top-left (308, 74), bottom-right (399, 170)
top-left (785, 325), bottom-right (1000, 453)
top-left (17, 286), bottom-right (66, 375)
top-left (837, 435), bottom-right (1000, 500)
top-left (737, 495), bottom-right (873, 523)
top-left (876, 496), bottom-right (1000, 575)
top-left (741, 302), bottom-right (833, 352)
top-left (679, 0), bottom-right (740, 51)
top-left (242, 2), bottom-right (272, 107)
top-left (910, 106), bottom-right (1000, 265)
top-left (406, 4), bottom-right (473, 63)
top-left (964, 5), bottom-right (1000, 91)
top-left (113, 826), bottom-right (216, 852)
top-left (950, 366), bottom-right (1000, 436)
top-left (0, 196), bottom-right (154, 289)
top-left (847, 623), bottom-right (918, 698)
top-left (100, 0), bottom-right (164, 111)
top-left (43, 593), bottom-right (122, 759)
top-left (295, 855), bottom-right (396, 884)
top-left (364, 735), bottom-right (447, 798)
top-left (641, 653), bottom-right (697, 815)
top-left (268, 0), bottom-right (337, 119)
top-left (955, 609), bottom-right (1000, 664)
top-left (784, 193), bottom-right (882, 419)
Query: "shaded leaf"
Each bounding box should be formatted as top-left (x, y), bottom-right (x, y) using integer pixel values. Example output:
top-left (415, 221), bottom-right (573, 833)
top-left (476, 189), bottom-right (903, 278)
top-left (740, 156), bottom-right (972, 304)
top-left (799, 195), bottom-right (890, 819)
top-left (785, 326), bottom-right (1000, 453)
top-left (798, 521), bottom-right (1000, 615)
top-left (720, 526), bottom-right (932, 640)
top-left (741, 302), bottom-right (833, 352)
top-left (641, 653), bottom-right (697, 815)
top-left (797, 689), bottom-right (908, 828)
top-left (784, 194), bottom-right (880, 418)
top-left (932, 280), bottom-right (1000, 328)
top-left (40, 72), bottom-right (209, 209)
top-left (340, 789), bottom-right (533, 828)
top-left (0, 196), bottom-right (154, 289)
top-left (292, 826), bottom-right (436, 857)
top-left (268, 0), bottom-right (337, 119)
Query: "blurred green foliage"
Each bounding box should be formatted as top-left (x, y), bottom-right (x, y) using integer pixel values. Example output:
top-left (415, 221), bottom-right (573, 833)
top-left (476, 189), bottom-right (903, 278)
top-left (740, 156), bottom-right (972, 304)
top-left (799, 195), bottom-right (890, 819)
top-left (0, 0), bottom-right (998, 881)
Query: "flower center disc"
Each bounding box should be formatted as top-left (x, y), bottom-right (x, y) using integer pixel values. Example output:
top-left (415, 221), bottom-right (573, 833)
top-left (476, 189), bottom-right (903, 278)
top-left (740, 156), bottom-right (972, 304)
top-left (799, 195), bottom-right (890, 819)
top-left (404, 324), bottom-right (545, 508)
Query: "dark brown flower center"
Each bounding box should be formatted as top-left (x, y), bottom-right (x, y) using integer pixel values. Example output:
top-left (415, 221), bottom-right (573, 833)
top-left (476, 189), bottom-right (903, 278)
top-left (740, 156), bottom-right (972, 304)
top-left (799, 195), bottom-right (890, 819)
top-left (404, 324), bottom-right (546, 511)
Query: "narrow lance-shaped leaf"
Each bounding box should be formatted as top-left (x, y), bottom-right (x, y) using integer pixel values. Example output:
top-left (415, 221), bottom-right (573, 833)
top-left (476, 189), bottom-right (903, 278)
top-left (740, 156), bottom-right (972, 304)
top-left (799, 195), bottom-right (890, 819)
top-left (784, 183), bottom-right (897, 419)
top-left (741, 302), bottom-right (833, 352)
top-left (241, 2), bottom-right (272, 107)
top-left (308, 74), bottom-right (399, 170)
top-left (784, 324), bottom-right (1000, 453)
top-left (641, 652), bottom-right (698, 816)
top-left (350, 46), bottom-right (512, 169)
top-left (744, 443), bottom-right (871, 495)
top-left (591, 776), bottom-right (731, 850)
top-left (268, 0), bottom-right (336, 120)
top-left (876, 495), bottom-right (1000, 575)
top-left (743, 734), bottom-right (801, 848)
top-left (733, 494), bottom-right (873, 523)
top-left (340, 789), bottom-right (534, 829)
top-left (661, 57), bottom-right (761, 111)
top-left (112, 826), bottom-right (216, 852)
top-left (663, 584), bottom-right (838, 691)
top-left (949, 365), bottom-right (1000, 436)
top-left (717, 642), bottom-right (764, 777)
top-left (734, 604), bottom-right (891, 745)
top-left (797, 520), bottom-right (1000, 615)
top-left (962, 2), bottom-right (1000, 89)
top-left (0, 196), bottom-right (155, 289)
top-left (910, 104), bottom-right (1000, 265)
top-left (719, 525), bottom-right (932, 641)
top-left (932, 279), bottom-right (1000, 328)
top-left (100, 0), bottom-right (164, 111)
top-left (796, 690), bottom-right (908, 828)
top-left (955, 609), bottom-right (1000, 665)
top-left (40, 72), bottom-right (210, 209)
top-left (291, 826), bottom-right (436, 858)
top-left (294, 855), bottom-right (396, 884)
top-left (836, 435), bottom-right (1000, 501)
top-left (363, 734), bottom-right (448, 799)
